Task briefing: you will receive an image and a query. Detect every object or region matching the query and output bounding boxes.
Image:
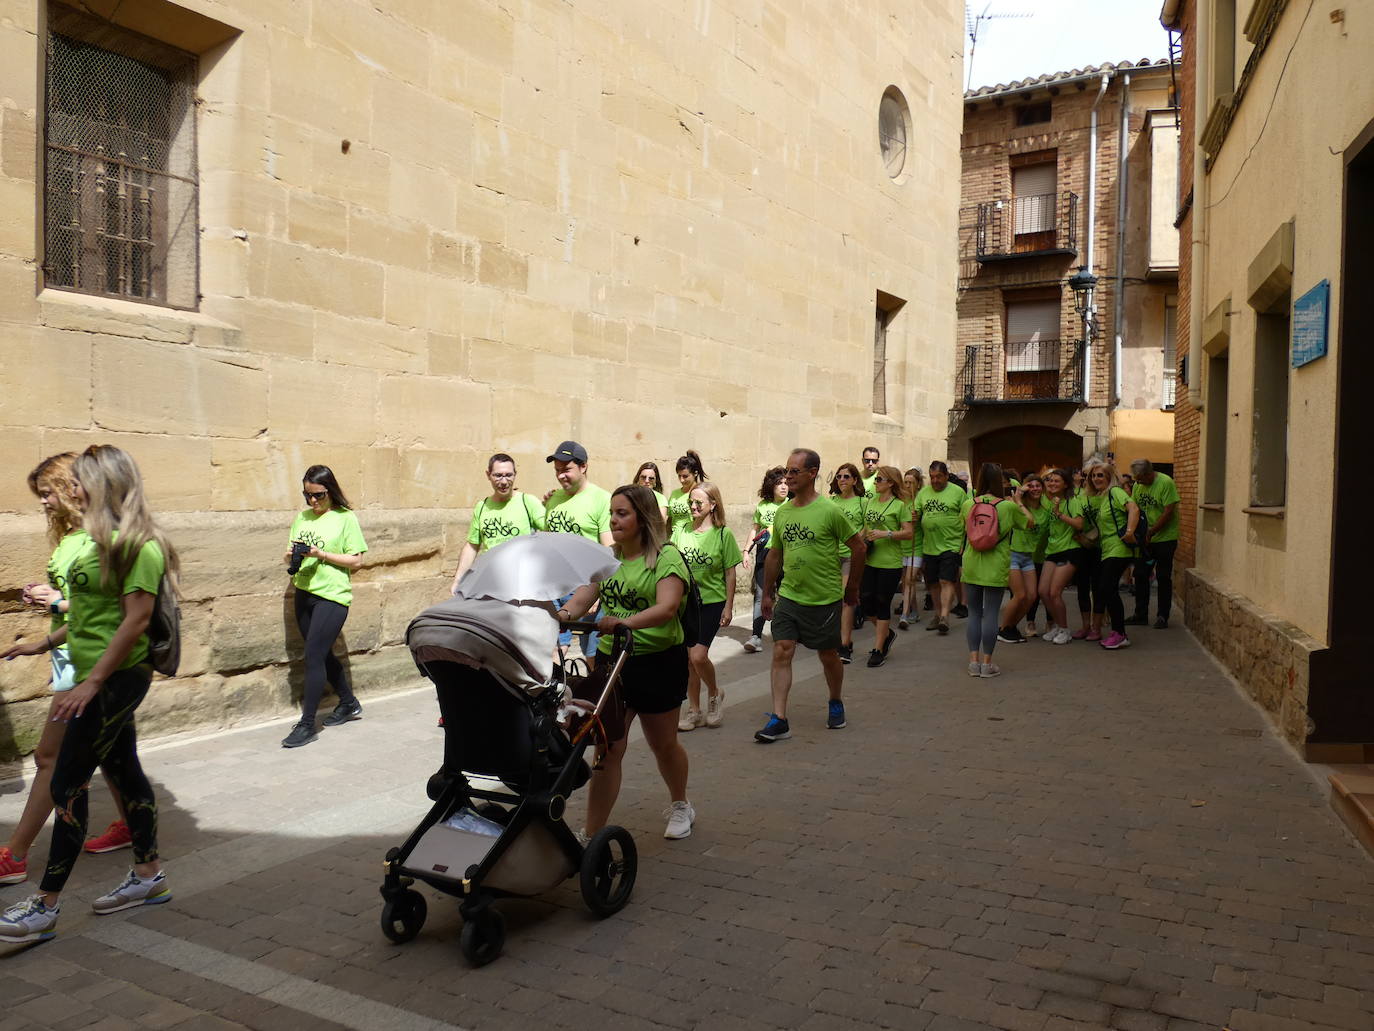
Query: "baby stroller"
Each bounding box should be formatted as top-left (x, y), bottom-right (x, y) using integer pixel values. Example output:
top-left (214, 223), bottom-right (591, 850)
top-left (379, 596), bottom-right (636, 966)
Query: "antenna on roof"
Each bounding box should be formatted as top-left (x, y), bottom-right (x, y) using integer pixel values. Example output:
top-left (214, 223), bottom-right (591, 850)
top-left (965, 2), bottom-right (1034, 92)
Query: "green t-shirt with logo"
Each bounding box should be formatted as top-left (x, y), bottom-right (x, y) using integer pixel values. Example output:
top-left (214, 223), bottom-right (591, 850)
top-left (862, 495), bottom-right (912, 570)
top-left (1092, 486), bottom-right (1139, 560)
top-left (861, 473), bottom-right (878, 499)
top-left (831, 494), bottom-right (866, 560)
top-left (289, 508), bottom-right (367, 606)
top-left (1133, 472), bottom-right (1181, 543)
top-left (959, 496), bottom-right (1017, 588)
top-left (545, 483), bottom-right (612, 541)
top-left (768, 496), bottom-right (857, 606)
top-left (466, 492), bottom-right (545, 551)
top-left (671, 524), bottom-right (743, 604)
top-left (753, 500), bottom-right (780, 532)
top-left (1044, 494), bottom-right (1087, 557)
top-left (1010, 500), bottom-right (1047, 555)
top-left (47, 530), bottom-right (90, 633)
top-left (665, 489), bottom-right (693, 534)
top-left (596, 545), bottom-right (690, 655)
top-left (914, 483), bottom-right (968, 556)
top-left (65, 536), bottom-right (164, 681)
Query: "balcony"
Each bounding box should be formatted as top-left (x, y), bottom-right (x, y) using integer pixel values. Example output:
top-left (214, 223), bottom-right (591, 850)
top-left (955, 339), bottom-right (1086, 406)
top-left (975, 192), bottom-right (1079, 262)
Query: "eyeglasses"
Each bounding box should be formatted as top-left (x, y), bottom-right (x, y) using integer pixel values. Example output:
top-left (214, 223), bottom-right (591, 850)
top-left (303, 490), bottom-right (328, 501)
top-left (783, 467), bottom-right (808, 476)
top-left (862, 457), bottom-right (879, 465)
top-left (490, 473), bottom-right (515, 480)
top-left (836, 472), bottom-right (852, 479)
top-left (689, 500), bottom-right (709, 509)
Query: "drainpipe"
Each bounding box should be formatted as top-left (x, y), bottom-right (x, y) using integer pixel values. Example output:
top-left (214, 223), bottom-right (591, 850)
top-left (1182, 1), bottom-right (1208, 408)
top-left (1084, 70), bottom-right (1111, 408)
top-left (1113, 72), bottom-right (1131, 406)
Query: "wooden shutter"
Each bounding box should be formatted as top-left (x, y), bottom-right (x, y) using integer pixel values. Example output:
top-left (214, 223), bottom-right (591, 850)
top-left (1012, 163), bottom-right (1057, 235)
top-left (1005, 300), bottom-right (1059, 371)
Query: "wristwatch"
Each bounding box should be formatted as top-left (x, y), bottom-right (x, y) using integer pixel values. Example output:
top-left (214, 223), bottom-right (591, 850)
top-left (49, 599), bottom-right (62, 615)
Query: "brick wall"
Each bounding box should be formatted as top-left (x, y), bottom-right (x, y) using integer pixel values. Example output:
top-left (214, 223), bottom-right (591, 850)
top-left (1171, 0), bottom-right (1199, 592)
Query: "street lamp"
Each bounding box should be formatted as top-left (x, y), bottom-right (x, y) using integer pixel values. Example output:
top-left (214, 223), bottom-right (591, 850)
top-left (1067, 265), bottom-right (1099, 340)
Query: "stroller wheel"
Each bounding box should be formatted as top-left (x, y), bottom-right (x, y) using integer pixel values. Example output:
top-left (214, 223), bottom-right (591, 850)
top-left (460, 909), bottom-right (506, 967)
top-left (580, 825), bottom-right (637, 918)
top-left (380, 889), bottom-right (427, 944)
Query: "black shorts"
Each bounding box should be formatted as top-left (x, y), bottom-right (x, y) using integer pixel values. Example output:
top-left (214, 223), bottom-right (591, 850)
top-left (1047, 548), bottom-right (1087, 568)
top-left (683, 600), bottom-right (727, 650)
top-left (618, 644), bottom-right (689, 716)
top-left (771, 596), bottom-right (843, 652)
top-left (860, 566), bottom-right (903, 619)
top-left (927, 550), bottom-right (962, 583)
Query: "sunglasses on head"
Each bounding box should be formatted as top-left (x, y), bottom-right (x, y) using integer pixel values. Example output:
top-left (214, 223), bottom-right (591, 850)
top-left (303, 490), bottom-right (328, 502)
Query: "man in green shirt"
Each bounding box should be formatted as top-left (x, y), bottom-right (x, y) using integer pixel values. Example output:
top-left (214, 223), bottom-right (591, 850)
top-left (450, 453), bottom-right (546, 593)
top-left (860, 446), bottom-right (881, 499)
top-left (756, 448), bottom-right (865, 742)
top-left (1126, 459), bottom-right (1181, 629)
top-left (913, 461), bottom-right (969, 634)
top-left (544, 440), bottom-right (613, 659)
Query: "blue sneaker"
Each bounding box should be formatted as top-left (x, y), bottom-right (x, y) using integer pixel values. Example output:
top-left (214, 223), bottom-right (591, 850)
top-left (827, 700), bottom-right (847, 729)
top-left (0, 894), bottom-right (59, 944)
top-left (754, 714), bottom-right (791, 742)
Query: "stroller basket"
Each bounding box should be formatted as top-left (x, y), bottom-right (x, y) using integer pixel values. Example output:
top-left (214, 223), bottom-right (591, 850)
top-left (380, 597), bottom-right (637, 966)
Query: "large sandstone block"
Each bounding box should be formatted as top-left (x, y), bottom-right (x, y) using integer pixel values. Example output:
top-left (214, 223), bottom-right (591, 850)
top-left (377, 375), bottom-right (492, 450)
top-left (211, 592), bottom-right (293, 670)
top-left (311, 0), bottom-right (430, 88)
top-left (370, 78), bottom-right (473, 176)
top-left (42, 431), bottom-right (214, 513)
top-left (381, 577), bottom-right (449, 646)
top-left (0, 430), bottom-right (44, 512)
top-left (288, 191), bottom-right (348, 252)
top-left (267, 357), bottom-right (378, 445)
top-left (0, 174), bottom-right (34, 257)
top-left (91, 341), bottom-right (268, 438)
top-left (314, 311), bottom-right (426, 374)
top-left (251, 238), bottom-right (385, 320)
top-left (1, 330), bottom-right (91, 429)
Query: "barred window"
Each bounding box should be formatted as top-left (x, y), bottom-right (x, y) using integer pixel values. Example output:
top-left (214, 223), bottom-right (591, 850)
top-left (44, 8), bottom-right (198, 309)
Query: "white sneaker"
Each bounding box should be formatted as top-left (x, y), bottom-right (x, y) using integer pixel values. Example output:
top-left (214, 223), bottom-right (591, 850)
top-left (92, 869), bottom-right (171, 914)
top-left (0, 894), bottom-right (59, 943)
top-left (1042, 624), bottom-right (1058, 641)
top-left (743, 635), bottom-right (762, 653)
top-left (664, 801), bottom-right (695, 839)
top-left (1051, 628), bottom-right (1072, 645)
top-left (677, 708), bottom-right (703, 732)
top-left (705, 692), bottom-right (725, 728)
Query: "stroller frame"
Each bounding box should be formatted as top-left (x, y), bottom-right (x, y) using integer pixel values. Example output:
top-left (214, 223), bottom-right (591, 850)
top-left (380, 622), bottom-right (637, 966)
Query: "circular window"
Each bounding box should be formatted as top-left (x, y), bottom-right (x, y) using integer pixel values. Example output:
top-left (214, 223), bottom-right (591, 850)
top-left (879, 87), bottom-right (910, 179)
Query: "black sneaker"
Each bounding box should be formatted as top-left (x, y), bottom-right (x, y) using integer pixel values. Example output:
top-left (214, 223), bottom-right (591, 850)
top-left (996, 626), bottom-right (1019, 644)
top-left (827, 700), bottom-right (847, 729)
top-left (838, 643), bottom-right (853, 664)
top-left (754, 714), bottom-right (791, 742)
top-left (923, 595), bottom-right (934, 611)
top-left (937, 620), bottom-right (949, 635)
top-left (322, 700), bottom-right (363, 727)
top-left (881, 629), bottom-right (895, 656)
top-left (1124, 613), bottom-right (1149, 626)
top-left (282, 721), bottom-right (318, 749)
top-left (1009, 626), bottom-right (1027, 644)
top-left (1153, 617), bottom-right (1169, 629)
top-left (952, 604), bottom-right (969, 619)
top-left (866, 648), bottom-right (885, 668)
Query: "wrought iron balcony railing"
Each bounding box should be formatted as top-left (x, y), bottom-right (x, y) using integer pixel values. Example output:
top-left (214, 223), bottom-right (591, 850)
top-left (975, 191), bottom-right (1079, 261)
top-left (955, 339), bottom-right (1086, 406)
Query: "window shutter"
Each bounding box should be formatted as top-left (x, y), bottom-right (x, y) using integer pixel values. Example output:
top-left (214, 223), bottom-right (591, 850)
top-left (1005, 300), bottom-right (1060, 371)
top-left (1012, 163), bottom-right (1057, 235)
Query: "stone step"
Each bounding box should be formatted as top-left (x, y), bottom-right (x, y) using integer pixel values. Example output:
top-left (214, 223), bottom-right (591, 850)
top-left (1328, 764), bottom-right (1374, 861)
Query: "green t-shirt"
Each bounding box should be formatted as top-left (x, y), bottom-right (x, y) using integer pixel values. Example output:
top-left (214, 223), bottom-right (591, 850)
top-left (47, 530), bottom-right (90, 633)
top-left (768, 496), bottom-right (857, 606)
top-left (861, 473), bottom-right (878, 500)
top-left (1010, 500), bottom-right (1047, 555)
top-left (289, 508), bottom-right (367, 606)
top-left (671, 524), bottom-right (743, 604)
top-left (1044, 494), bottom-right (1087, 557)
top-left (1133, 472), bottom-right (1181, 543)
top-left (753, 500), bottom-right (780, 532)
top-left (545, 483), bottom-right (612, 541)
top-left (466, 492), bottom-right (545, 551)
top-left (665, 488), bottom-right (693, 534)
top-left (862, 495), bottom-right (913, 570)
top-left (65, 536), bottom-right (164, 681)
top-left (914, 483), bottom-right (968, 556)
top-left (831, 494), bottom-right (866, 560)
top-left (959, 496), bottom-right (1017, 588)
top-left (651, 490), bottom-right (667, 515)
top-left (1092, 486), bottom-right (1139, 560)
top-left (596, 546), bottom-right (689, 655)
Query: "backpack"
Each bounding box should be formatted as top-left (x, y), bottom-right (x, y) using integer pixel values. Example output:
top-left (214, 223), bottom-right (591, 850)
top-left (966, 498), bottom-right (1003, 552)
top-left (147, 573), bottom-right (181, 676)
top-left (663, 543), bottom-right (705, 644)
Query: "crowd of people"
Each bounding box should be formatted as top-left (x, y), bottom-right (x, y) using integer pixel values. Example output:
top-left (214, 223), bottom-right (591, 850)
top-left (0, 438), bottom-right (1179, 944)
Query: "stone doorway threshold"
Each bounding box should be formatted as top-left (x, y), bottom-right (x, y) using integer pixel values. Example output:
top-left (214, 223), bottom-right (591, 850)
top-left (1326, 764), bottom-right (1374, 861)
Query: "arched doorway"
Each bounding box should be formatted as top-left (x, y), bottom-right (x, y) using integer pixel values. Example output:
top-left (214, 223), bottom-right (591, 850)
top-left (971, 425), bottom-right (1083, 478)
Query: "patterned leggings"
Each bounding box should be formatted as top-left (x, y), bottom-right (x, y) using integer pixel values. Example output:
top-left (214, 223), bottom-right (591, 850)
top-left (42, 665), bottom-right (157, 893)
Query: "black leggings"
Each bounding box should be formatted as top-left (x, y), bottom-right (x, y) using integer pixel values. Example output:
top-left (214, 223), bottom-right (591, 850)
top-left (860, 566), bottom-right (903, 620)
top-left (1098, 557), bottom-right (1132, 633)
top-left (43, 665), bottom-right (157, 893)
top-left (1075, 548), bottom-right (1102, 615)
top-left (294, 589), bottom-right (355, 721)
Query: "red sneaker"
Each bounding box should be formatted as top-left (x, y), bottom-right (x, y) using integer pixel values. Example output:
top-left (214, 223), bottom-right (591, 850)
top-left (0, 846), bottom-right (27, 885)
top-left (84, 820), bottom-right (133, 854)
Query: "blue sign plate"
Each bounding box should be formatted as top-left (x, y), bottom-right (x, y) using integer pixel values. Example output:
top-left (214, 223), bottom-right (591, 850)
top-left (1291, 279), bottom-right (1329, 368)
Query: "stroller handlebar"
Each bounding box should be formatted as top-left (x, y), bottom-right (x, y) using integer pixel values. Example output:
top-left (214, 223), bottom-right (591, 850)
top-left (558, 619), bottom-right (601, 634)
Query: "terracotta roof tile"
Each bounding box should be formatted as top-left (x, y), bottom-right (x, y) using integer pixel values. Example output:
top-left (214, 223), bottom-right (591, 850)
top-left (965, 58), bottom-right (1174, 100)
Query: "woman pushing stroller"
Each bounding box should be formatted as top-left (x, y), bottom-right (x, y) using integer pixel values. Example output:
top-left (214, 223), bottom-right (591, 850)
top-left (558, 484), bottom-right (696, 841)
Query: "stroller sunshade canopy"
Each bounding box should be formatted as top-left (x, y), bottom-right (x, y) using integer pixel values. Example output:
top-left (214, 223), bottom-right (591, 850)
top-left (407, 597), bottom-right (558, 692)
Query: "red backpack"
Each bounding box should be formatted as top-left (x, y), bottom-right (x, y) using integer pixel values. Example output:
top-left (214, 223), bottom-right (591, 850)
top-left (966, 497), bottom-right (1003, 551)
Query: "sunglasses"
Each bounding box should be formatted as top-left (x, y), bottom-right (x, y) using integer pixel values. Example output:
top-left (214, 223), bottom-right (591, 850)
top-left (689, 499), bottom-right (710, 508)
top-left (303, 490), bottom-right (328, 502)
top-left (863, 458), bottom-right (879, 464)
top-left (874, 475), bottom-right (888, 482)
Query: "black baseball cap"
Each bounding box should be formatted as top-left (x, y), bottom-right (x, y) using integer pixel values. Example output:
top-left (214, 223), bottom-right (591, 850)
top-left (546, 440), bottom-right (589, 464)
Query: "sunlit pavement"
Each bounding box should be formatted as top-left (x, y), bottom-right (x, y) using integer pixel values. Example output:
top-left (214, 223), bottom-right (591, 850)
top-left (3, 612), bottom-right (1373, 1031)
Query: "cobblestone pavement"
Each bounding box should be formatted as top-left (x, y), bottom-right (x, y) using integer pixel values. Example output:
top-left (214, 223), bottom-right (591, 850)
top-left (3, 611), bottom-right (1374, 1031)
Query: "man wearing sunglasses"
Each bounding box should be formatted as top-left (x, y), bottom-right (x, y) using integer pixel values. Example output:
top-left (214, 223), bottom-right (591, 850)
top-left (860, 447), bottom-right (881, 499)
top-left (755, 449), bottom-right (865, 742)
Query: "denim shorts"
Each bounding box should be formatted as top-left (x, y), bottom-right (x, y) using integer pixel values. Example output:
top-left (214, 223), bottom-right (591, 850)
top-left (903, 555), bottom-right (923, 569)
top-left (1010, 550), bottom-right (1036, 572)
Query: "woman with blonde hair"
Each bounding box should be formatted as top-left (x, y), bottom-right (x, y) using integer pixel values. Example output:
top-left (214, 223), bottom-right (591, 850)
top-left (1035, 468), bottom-right (1087, 645)
top-left (859, 465), bottom-right (914, 667)
top-left (898, 467), bottom-right (925, 630)
top-left (673, 481), bottom-right (742, 730)
top-left (0, 445), bottom-right (178, 944)
top-left (0, 455), bottom-right (129, 887)
top-left (828, 462), bottom-right (867, 662)
top-left (561, 485), bottom-right (695, 840)
top-left (1085, 460), bottom-right (1142, 650)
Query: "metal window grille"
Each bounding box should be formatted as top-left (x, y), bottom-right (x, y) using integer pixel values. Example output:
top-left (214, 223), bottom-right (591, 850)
top-left (44, 20), bottom-right (198, 309)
